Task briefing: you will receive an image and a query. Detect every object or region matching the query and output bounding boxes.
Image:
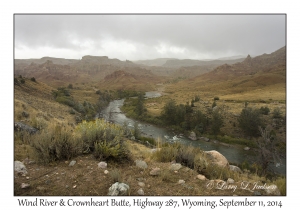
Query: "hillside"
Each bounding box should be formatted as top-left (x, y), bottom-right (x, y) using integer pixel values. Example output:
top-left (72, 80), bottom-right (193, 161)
top-left (133, 58), bottom-right (178, 66)
top-left (98, 70), bottom-right (161, 91)
top-left (166, 46), bottom-right (286, 101)
top-left (162, 58), bottom-right (245, 68)
top-left (14, 55), bottom-right (158, 91)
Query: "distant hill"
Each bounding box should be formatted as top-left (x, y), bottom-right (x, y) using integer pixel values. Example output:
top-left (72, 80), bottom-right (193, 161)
top-left (162, 58), bottom-right (245, 68)
top-left (98, 70), bottom-right (161, 91)
top-left (133, 58), bottom-right (178, 66)
top-left (14, 55), bottom-right (160, 90)
top-left (167, 46), bottom-right (286, 101)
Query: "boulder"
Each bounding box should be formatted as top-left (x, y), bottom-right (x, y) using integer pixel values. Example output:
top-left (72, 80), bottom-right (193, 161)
top-left (14, 122), bottom-right (38, 134)
top-left (189, 131), bottom-right (197, 141)
top-left (135, 160), bottom-right (148, 169)
top-left (244, 147), bottom-right (250, 151)
top-left (204, 150), bottom-right (229, 168)
top-left (108, 182), bottom-right (130, 196)
top-left (98, 161), bottom-right (107, 169)
top-left (15, 161), bottom-right (28, 175)
top-left (169, 163), bottom-right (182, 171)
top-left (229, 165), bottom-right (243, 173)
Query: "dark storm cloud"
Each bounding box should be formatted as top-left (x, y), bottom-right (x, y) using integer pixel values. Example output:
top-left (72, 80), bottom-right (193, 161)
top-left (15, 14), bottom-right (286, 60)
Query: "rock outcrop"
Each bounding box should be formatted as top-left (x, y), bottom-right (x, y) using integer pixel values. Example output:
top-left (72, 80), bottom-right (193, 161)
top-left (14, 122), bottom-right (38, 134)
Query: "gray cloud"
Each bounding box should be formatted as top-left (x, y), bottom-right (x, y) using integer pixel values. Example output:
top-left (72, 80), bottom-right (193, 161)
top-left (15, 14), bottom-right (286, 60)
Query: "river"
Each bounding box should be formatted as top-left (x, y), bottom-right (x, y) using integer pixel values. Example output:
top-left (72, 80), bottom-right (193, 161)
top-left (100, 92), bottom-right (286, 175)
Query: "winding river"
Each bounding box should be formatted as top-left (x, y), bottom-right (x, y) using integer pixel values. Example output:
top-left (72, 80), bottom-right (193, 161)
top-left (100, 92), bottom-right (286, 175)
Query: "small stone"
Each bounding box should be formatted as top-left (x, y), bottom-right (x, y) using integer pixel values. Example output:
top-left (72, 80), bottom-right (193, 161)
top-left (104, 170), bottom-right (109, 174)
top-left (45, 180), bottom-right (51, 184)
top-left (37, 186), bottom-right (45, 191)
top-left (26, 177), bottom-right (30, 180)
top-left (137, 188), bottom-right (144, 195)
top-left (227, 178), bottom-right (235, 184)
top-left (21, 183), bottom-right (30, 189)
top-left (253, 191), bottom-right (261, 196)
top-left (98, 161), bottom-right (107, 169)
top-left (69, 160), bottom-right (76, 167)
top-left (135, 160), bottom-right (148, 169)
top-left (65, 185), bottom-right (69, 188)
top-left (265, 184), bottom-right (281, 195)
top-left (174, 171), bottom-right (178, 174)
top-left (169, 163), bottom-right (182, 171)
top-left (138, 182), bottom-right (145, 187)
top-left (229, 165), bottom-right (243, 173)
top-left (73, 185), bottom-right (77, 189)
top-left (147, 184), bottom-right (151, 188)
top-left (178, 180), bottom-right (185, 184)
top-left (196, 174), bottom-right (206, 181)
top-left (15, 161), bottom-right (28, 175)
top-left (150, 167), bottom-right (161, 176)
top-left (244, 147), bottom-right (250, 151)
top-left (108, 182), bottom-right (130, 196)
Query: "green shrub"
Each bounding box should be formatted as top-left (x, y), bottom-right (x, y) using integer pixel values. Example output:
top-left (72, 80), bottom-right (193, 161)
top-left (154, 142), bottom-right (180, 162)
top-left (274, 176), bottom-right (286, 195)
top-left (30, 77), bottom-right (36, 82)
top-left (214, 96), bottom-right (219, 100)
top-left (93, 137), bottom-right (129, 161)
top-left (272, 107), bottom-right (282, 119)
top-left (20, 78), bottom-right (25, 84)
top-left (212, 101), bottom-right (217, 108)
top-left (260, 106), bottom-right (270, 115)
top-left (238, 107), bottom-right (263, 137)
top-left (76, 119), bottom-right (130, 161)
top-left (110, 169), bottom-right (122, 182)
top-left (31, 126), bottom-right (82, 164)
top-left (211, 111), bottom-right (223, 135)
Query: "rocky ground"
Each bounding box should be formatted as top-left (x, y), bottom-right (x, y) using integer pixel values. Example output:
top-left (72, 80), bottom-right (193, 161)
top-left (14, 140), bottom-right (281, 196)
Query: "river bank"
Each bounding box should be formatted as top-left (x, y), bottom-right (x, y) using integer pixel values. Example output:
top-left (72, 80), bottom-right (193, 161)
top-left (99, 92), bottom-right (286, 175)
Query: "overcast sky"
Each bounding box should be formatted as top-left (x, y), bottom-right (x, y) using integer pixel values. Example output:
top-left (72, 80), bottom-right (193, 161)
top-left (15, 14), bottom-right (286, 61)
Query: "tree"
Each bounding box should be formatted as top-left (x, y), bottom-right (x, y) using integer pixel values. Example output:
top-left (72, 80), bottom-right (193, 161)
top-left (135, 93), bottom-right (145, 116)
top-left (161, 100), bottom-right (177, 125)
top-left (238, 107), bottom-right (263, 137)
top-left (211, 110), bottom-right (223, 135)
top-left (256, 126), bottom-right (280, 175)
top-left (133, 122), bottom-right (140, 139)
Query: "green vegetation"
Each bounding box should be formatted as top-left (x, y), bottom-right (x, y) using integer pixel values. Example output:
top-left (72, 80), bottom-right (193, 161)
top-left (31, 119), bottom-right (131, 164)
top-left (272, 107), bottom-right (282, 119)
top-left (30, 77), bottom-right (36, 82)
top-left (260, 106), bottom-right (270, 115)
top-left (154, 142), bottom-right (234, 180)
top-left (238, 107), bottom-right (264, 137)
top-left (52, 87), bottom-right (114, 122)
top-left (211, 110), bottom-right (224, 135)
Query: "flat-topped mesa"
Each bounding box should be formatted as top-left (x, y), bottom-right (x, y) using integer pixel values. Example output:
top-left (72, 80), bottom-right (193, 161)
top-left (81, 55), bottom-right (136, 67)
